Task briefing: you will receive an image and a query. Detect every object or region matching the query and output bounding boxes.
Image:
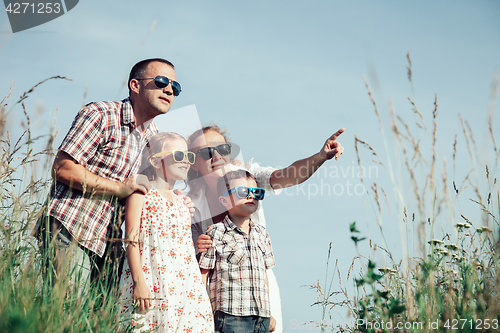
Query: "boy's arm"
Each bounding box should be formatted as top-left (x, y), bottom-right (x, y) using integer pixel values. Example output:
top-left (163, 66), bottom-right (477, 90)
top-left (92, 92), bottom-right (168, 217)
top-left (266, 273), bottom-right (277, 332)
top-left (124, 192), bottom-right (152, 312)
top-left (270, 128), bottom-right (345, 189)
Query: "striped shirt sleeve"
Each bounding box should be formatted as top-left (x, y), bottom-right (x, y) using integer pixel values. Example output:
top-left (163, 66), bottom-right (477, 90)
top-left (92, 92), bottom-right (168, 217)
top-left (262, 229), bottom-right (275, 269)
top-left (58, 106), bottom-right (104, 166)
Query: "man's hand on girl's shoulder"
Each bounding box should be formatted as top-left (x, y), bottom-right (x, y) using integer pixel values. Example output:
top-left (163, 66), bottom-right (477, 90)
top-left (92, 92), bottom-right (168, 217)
top-left (173, 189), bottom-right (195, 216)
top-left (119, 174), bottom-right (151, 198)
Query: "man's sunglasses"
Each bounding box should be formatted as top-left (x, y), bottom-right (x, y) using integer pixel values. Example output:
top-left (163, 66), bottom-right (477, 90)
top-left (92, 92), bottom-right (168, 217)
top-left (136, 76), bottom-right (182, 96)
top-left (222, 186), bottom-right (266, 201)
top-left (195, 143), bottom-right (233, 161)
top-left (153, 150), bottom-right (195, 164)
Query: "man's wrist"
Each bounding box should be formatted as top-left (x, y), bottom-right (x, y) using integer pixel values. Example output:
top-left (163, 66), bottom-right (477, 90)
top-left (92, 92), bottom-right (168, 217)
top-left (113, 181), bottom-right (125, 198)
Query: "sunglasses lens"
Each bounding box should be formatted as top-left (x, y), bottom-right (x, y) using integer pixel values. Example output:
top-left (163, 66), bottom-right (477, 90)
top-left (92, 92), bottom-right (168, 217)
top-left (172, 151), bottom-right (183, 162)
top-left (196, 144), bottom-right (231, 160)
top-left (197, 147), bottom-right (214, 160)
top-left (216, 144), bottom-right (231, 156)
top-left (171, 81), bottom-right (181, 96)
top-left (152, 76), bottom-right (181, 96)
top-left (236, 187), bottom-right (250, 199)
top-left (187, 152), bottom-right (195, 164)
top-left (253, 188), bottom-right (265, 200)
top-left (153, 76), bottom-right (169, 89)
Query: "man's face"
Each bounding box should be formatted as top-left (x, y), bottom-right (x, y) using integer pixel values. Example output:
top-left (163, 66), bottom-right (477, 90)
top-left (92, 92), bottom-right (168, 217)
top-left (133, 61), bottom-right (177, 117)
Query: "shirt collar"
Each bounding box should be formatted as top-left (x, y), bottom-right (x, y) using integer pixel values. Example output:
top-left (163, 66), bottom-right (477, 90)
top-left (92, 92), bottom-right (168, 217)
top-left (122, 98), bottom-right (159, 139)
top-left (223, 215), bottom-right (254, 233)
top-left (121, 98), bottom-right (135, 126)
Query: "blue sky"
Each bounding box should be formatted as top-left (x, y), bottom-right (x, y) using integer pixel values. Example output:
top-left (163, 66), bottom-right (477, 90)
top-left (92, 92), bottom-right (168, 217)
top-left (1, 0), bottom-right (500, 330)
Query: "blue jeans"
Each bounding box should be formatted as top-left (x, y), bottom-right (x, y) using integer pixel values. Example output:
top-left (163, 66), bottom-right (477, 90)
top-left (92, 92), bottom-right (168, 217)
top-left (214, 311), bottom-right (270, 333)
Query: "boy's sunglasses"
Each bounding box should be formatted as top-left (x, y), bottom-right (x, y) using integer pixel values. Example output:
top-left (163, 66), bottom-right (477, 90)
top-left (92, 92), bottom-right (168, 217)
top-left (153, 150), bottom-right (195, 164)
top-left (136, 76), bottom-right (182, 96)
top-left (222, 186), bottom-right (266, 201)
top-left (195, 143), bottom-right (232, 161)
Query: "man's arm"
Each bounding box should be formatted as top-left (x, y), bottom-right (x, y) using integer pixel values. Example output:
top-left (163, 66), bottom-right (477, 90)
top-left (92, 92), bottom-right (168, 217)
top-left (52, 151), bottom-right (149, 198)
top-left (270, 128), bottom-right (345, 189)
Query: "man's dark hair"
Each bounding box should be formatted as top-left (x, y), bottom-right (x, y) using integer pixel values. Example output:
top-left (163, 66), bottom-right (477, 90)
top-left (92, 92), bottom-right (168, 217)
top-left (217, 170), bottom-right (257, 197)
top-left (128, 58), bottom-right (175, 93)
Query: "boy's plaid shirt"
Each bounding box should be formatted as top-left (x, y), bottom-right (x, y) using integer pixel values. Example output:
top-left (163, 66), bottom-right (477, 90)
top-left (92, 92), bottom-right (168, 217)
top-left (46, 99), bottom-right (158, 257)
top-left (199, 215), bottom-right (275, 317)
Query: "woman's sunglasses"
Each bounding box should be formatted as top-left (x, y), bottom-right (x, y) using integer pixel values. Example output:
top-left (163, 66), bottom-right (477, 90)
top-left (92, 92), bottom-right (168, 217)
top-left (195, 143), bottom-right (232, 161)
top-left (222, 186), bottom-right (266, 201)
top-left (136, 76), bottom-right (182, 96)
top-left (153, 150), bottom-right (195, 164)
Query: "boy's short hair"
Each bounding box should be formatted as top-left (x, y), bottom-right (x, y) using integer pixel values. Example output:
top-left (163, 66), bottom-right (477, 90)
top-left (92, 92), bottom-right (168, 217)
top-left (217, 170), bottom-right (257, 197)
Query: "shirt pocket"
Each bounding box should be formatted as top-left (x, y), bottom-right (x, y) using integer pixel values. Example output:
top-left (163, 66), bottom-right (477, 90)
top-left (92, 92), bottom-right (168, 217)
top-left (220, 242), bottom-right (248, 266)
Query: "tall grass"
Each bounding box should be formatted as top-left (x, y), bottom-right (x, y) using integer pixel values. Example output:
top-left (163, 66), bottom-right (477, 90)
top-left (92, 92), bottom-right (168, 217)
top-left (312, 54), bottom-right (500, 332)
top-left (0, 79), bottom-right (126, 332)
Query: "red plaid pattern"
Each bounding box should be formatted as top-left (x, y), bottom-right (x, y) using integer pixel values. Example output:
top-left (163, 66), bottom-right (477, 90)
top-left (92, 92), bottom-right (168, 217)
top-left (199, 215), bottom-right (275, 317)
top-left (46, 99), bottom-right (158, 257)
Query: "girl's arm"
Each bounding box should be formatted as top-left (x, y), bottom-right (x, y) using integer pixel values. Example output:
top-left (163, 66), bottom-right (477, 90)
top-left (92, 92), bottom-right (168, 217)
top-left (125, 192), bottom-right (152, 313)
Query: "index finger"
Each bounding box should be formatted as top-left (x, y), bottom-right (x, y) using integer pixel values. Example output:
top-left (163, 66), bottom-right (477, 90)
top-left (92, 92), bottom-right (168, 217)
top-left (330, 128), bottom-right (345, 141)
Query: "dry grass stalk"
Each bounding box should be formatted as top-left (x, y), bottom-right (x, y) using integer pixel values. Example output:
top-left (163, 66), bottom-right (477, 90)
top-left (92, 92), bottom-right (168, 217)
top-left (362, 74), bottom-right (383, 129)
top-left (406, 51), bottom-right (413, 84)
top-left (371, 182), bottom-right (381, 215)
top-left (355, 137), bottom-right (379, 157)
top-left (459, 114), bottom-right (474, 164)
top-left (15, 76), bottom-right (71, 106)
top-left (381, 187), bottom-right (391, 215)
top-left (407, 97), bottom-right (428, 133)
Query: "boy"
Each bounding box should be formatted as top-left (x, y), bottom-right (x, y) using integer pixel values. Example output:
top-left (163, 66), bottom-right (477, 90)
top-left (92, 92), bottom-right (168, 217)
top-left (199, 170), bottom-right (275, 333)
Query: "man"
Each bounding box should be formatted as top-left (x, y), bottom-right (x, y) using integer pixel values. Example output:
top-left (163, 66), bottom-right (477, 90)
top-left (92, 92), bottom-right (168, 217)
top-left (38, 58), bottom-right (182, 291)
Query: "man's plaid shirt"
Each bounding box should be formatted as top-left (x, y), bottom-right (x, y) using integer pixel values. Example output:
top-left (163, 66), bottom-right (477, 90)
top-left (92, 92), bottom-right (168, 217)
top-left (199, 215), bottom-right (275, 317)
top-left (46, 98), bottom-right (158, 257)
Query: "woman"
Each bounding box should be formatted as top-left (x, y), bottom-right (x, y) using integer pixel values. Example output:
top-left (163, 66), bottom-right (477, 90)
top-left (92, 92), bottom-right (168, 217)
top-left (187, 124), bottom-right (345, 333)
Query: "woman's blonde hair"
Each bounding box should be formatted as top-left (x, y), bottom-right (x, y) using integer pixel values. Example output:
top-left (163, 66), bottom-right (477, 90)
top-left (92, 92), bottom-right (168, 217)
top-left (186, 124), bottom-right (231, 196)
top-left (140, 132), bottom-right (186, 180)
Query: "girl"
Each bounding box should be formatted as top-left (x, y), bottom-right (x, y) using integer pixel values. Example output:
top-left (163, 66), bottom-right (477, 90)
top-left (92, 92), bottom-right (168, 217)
top-left (118, 132), bottom-right (213, 332)
top-left (187, 124), bottom-right (345, 333)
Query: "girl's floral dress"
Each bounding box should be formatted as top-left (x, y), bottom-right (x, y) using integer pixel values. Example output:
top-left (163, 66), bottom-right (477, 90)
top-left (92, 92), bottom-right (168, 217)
top-left (118, 188), bottom-right (213, 332)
